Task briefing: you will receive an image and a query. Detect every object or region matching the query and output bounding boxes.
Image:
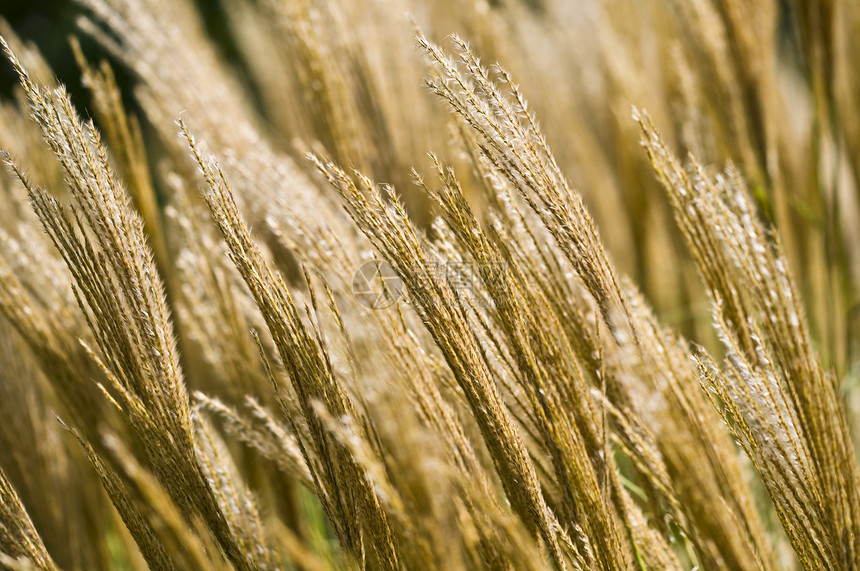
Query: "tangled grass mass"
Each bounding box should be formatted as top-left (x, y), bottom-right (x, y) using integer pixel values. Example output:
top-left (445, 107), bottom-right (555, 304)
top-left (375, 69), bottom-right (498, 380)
top-left (0, 0), bottom-right (859, 569)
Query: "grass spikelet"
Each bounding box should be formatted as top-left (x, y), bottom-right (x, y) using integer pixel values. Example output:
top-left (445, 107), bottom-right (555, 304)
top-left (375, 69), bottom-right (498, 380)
top-left (420, 34), bottom-right (775, 570)
top-left (2, 38), bottom-right (263, 569)
top-left (0, 468), bottom-right (59, 571)
top-left (183, 122), bottom-right (402, 568)
top-left (638, 108), bottom-right (860, 567)
top-left (311, 153), bottom-right (577, 569)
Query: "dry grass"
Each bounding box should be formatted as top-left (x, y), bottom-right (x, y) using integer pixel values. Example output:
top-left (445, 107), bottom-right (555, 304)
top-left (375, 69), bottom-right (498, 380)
top-left (0, 0), bottom-right (858, 569)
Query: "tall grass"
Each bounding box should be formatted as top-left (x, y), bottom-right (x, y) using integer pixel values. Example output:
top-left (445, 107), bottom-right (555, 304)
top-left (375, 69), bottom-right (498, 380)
top-left (0, 0), bottom-right (858, 569)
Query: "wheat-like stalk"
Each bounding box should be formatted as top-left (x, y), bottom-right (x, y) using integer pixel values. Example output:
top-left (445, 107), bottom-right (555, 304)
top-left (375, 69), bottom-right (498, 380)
top-left (0, 0), bottom-right (858, 569)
